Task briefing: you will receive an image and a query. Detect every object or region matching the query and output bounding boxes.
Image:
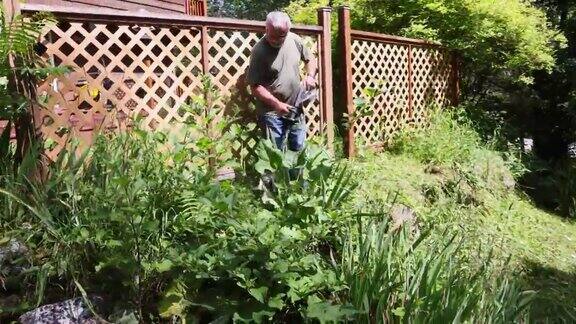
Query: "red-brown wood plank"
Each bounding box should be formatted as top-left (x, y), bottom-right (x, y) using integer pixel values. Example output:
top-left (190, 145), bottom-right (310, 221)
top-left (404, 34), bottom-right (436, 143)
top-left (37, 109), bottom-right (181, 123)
top-left (67, 0), bottom-right (182, 13)
top-left (27, 0), bottom-right (184, 13)
top-left (351, 29), bottom-right (441, 47)
top-left (318, 8), bottom-right (334, 152)
top-left (338, 6), bottom-right (355, 158)
top-left (21, 4), bottom-right (324, 35)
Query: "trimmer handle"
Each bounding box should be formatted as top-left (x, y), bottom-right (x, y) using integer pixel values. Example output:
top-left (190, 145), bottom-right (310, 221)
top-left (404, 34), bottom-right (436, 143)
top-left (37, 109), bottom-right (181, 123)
top-left (282, 105), bottom-right (300, 122)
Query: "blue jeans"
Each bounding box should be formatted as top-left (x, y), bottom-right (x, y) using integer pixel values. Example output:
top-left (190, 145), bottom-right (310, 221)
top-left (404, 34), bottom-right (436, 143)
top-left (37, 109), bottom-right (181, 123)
top-left (258, 111), bottom-right (306, 151)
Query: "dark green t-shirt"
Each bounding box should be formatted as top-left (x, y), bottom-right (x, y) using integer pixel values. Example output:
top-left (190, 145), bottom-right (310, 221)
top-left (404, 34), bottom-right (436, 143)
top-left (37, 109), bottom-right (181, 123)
top-left (247, 32), bottom-right (312, 113)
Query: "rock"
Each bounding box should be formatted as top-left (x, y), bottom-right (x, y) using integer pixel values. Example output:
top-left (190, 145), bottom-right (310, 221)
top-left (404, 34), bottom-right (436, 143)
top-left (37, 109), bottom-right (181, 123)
top-left (0, 239), bottom-right (29, 276)
top-left (19, 297), bottom-right (103, 324)
top-left (0, 239), bottom-right (28, 264)
top-left (424, 164), bottom-right (443, 175)
top-left (390, 204), bottom-right (419, 234)
top-left (503, 174), bottom-right (516, 190)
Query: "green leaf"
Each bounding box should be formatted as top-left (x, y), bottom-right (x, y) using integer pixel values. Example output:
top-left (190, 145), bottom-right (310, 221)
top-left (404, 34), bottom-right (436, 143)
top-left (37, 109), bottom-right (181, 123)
top-left (115, 312), bottom-right (139, 324)
top-left (306, 296), bottom-right (353, 324)
top-left (158, 293), bottom-right (191, 319)
top-left (268, 294), bottom-right (285, 310)
top-left (80, 228), bottom-right (89, 239)
top-left (280, 226), bottom-right (304, 241)
top-left (254, 159), bottom-right (272, 174)
top-left (248, 287), bottom-right (268, 304)
top-left (153, 259), bottom-right (174, 273)
top-left (392, 307), bottom-right (405, 318)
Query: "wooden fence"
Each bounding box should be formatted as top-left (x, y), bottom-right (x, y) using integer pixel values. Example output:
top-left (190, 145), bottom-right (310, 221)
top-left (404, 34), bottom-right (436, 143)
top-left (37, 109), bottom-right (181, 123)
top-left (16, 4), bottom-right (333, 159)
top-left (23, 0), bottom-right (188, 15)
top-left (338, 7), bottom-right (459, 157)
top-left (2, 4), bottom-right (459, 160)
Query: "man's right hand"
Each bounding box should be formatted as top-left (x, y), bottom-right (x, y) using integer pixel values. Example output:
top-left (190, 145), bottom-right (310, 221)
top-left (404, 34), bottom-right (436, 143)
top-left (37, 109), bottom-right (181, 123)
top-left (274, 102), bottom-right (290, 115)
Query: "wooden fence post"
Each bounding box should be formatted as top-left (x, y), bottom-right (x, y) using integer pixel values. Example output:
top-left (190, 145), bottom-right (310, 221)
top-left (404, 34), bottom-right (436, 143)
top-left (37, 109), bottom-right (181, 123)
top-left (317, 7), bottom-right (334, 152)
top-left (338, 6), bottom-right (355, 158)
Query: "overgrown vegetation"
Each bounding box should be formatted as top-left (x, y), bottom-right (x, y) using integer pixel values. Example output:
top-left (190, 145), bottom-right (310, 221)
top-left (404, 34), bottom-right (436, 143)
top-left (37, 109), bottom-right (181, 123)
top-left (1, 109), bottom-right (539, 322)
top-left (0, 67), bottom-right (543, 322)
top-left (348, 108), bottom-right (576, 321)
top-left (0, 49), bottom-right (571, 321)
top-left (2, 1), bottom-right (576, 323)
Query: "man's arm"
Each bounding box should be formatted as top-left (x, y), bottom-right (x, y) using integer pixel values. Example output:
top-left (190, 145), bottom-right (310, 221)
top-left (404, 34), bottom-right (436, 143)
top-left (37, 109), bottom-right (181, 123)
top-left (303, 57), bottom-right (318, 89)
top-left (250, 84), bottom-right (290, 115)
top-left (305, 56), bottom-right (318, 78)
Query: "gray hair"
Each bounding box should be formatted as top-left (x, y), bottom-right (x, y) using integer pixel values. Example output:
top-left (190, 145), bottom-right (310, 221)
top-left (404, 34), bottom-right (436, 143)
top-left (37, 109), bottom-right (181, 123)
top-left (266, 11), bottom-right (292, 30)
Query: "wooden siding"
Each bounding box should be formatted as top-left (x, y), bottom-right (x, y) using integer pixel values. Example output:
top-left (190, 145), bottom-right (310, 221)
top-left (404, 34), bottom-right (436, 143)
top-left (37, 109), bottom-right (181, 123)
top-left (25, 0), bottom-right (186, 14)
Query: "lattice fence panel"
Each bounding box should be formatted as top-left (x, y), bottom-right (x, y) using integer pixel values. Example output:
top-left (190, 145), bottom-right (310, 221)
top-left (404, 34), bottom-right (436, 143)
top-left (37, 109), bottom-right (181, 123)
top-left (35, 21), bottom-right (204, 158)
top-left (301, 35), bottom-right (323, 137)
top-left (411, 46), bottom-right (453, 127)
top-left (351, 38), bottom-right (454, 147)
top-left (351, 39), bottom-right (409, 145)
top-left (33, 19), bottom-right (325, 159)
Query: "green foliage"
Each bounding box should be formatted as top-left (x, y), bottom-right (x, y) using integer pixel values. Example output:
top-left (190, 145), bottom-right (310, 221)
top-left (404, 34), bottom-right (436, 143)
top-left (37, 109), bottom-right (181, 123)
top-left (341, 81), bottom-right (390, 139)
top-left (1, 117), bottom-right (536, 322)
top-left (178, 76), bottom-right (255, 173)
top-left (348, 105), bottom-right (576, 321)
top-left (0, 9), bottom-right (69, 120)
top-left (551, 161), bottom-right (576, 218)
top-left (0, 8), bottom-right (69, 174)
top-left (0, 41), bottom-right (542, 321)
top-left (341, 218), bottom-right (534, 323)
top-left (287, 0), bottom-right (563, 88)
top-left (208, 0), bottom-right (292, 20)
top-left (389, 107), bottom-right (526, 179)
top-left (389, 107), bottom-right (482, 165)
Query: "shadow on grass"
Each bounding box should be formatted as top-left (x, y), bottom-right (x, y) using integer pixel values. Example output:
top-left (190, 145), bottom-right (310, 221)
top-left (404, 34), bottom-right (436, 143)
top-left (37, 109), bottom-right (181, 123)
top-left (521, 259), bottom-right (576, 322)
top-left (517, 166), bottom-right (562, 217)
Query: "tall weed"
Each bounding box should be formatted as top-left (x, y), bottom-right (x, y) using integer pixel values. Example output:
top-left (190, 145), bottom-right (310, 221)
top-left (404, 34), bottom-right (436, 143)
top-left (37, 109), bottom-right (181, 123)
top-left (340, 217), bottom-right (535, 323)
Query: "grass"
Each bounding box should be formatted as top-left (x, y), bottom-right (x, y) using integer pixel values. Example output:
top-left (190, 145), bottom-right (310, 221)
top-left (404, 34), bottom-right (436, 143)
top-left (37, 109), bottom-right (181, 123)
top-left (346, 108), bottom-right (576, 321)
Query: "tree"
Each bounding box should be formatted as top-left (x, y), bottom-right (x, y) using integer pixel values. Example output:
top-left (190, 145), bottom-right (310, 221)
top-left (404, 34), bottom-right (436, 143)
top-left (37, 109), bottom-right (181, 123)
top-left (207, 0), bottom-right (292, 20)
top-left (287, 0), bottom-right (563, 98)
top-left (528, 0), bottom-right (576, 158)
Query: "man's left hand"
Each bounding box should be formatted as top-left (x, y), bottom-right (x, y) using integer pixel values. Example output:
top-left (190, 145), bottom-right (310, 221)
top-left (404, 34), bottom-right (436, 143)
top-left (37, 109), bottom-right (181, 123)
top-left (302, 75), bottom-right (318, 90)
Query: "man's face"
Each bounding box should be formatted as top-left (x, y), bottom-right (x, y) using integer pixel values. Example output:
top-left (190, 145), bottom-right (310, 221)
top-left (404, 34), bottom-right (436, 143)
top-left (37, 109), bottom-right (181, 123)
top-left (265, 23), bottom-right (289, 48)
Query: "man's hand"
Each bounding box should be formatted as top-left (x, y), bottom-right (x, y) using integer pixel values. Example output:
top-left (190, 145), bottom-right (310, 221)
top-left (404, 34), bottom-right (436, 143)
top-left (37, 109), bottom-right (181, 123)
top-left (302, 75), bottom-right (318, 90)
top-left (274, 101), bottom-right (291, 115)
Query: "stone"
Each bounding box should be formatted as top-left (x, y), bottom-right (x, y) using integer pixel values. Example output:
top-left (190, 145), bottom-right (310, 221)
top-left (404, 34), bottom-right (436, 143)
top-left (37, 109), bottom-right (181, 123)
top-left (19, 296), bottom-right (103, 324)
top-left (390, 204), bottom-right (419, 234)
top-left (215, 166), bottom-right (236, 182)
top-left (0, 239), bottom-right (27, 264)
top-left (503, 174), bottom-right (516, 190)
top-left (424, 165), bottom-right (443, 175)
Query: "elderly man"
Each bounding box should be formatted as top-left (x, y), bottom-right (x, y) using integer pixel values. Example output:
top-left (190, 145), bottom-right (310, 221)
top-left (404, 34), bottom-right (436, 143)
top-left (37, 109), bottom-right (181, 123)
top-left (247, 11), bottom-right (318, 152)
